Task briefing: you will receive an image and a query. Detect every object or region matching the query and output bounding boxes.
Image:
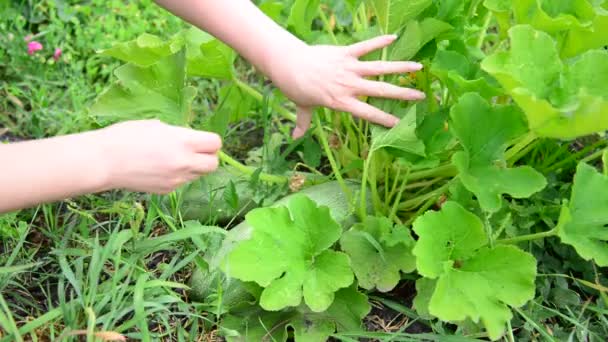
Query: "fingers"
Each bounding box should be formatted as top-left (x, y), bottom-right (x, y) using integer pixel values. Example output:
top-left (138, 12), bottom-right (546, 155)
top-left (354, 79), bottom-right (426, 101)
top-left (183, 130), bottom-right (222, 153)
top-left (347, 34), bottom-right (397, 57)
top-left (188, 153), bottom-right (220, 174)
top-left (355, 61), bottom-right (423, 77)
top-left (340, 98), bottom-right (400, 128)
top-left (292, 106), bottom-right (313, 139)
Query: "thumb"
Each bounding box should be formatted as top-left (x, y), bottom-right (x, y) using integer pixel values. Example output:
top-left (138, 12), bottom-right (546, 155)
top-left (292, 105), bottom-right (313, 139)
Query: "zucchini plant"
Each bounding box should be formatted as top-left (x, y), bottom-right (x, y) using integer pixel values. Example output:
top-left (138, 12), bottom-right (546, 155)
top-left (90, 0), bottom-right (608, 340)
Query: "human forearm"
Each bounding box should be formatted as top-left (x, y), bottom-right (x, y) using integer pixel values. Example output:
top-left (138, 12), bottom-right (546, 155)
top-left (155, 0), bottom-right (426, 138)
top-left (0, 132), bottom-right (110, 213)
top-left (0, 120), bottom-right (222, 214)
top-left (154, 0), bottom-right (304, 80)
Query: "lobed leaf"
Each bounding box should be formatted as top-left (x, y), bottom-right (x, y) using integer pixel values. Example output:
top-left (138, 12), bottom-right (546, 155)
top-left (450, 93), bottom-right (547, 212)
top-left (556, 163), bottom-right (608, 266)
top-left (340, 216), bottom-right (416, 292)
top-left (482, 25), bottom-right (608, 139)
top-left (222, 195), bottom-right (354, 312)
top-left (365, 0), bottom-right (433, 34)
top-left (412, 201), bottom-right (537, 340)
top-left (222, 285), bottom-right (370, 342)
top-left (90, 50), bottom-right (196, 125)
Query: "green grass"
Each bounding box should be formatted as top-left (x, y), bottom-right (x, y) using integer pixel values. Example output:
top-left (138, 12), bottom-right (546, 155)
top-left (1, 1), bottom-right (607, 341)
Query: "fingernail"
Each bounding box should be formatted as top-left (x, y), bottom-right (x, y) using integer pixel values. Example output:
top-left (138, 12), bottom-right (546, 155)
top-left (388, 34), bottom-right (398, 40)
top-left (409, 90), bottom-right (426, 100)
top-left (292, 127), bottom-right (303, 139)
top-left (410, 62), bottom-right (424, 70)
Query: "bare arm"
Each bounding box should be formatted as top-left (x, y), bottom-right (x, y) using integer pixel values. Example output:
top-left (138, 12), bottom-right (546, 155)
top-left (0, 120), bottom-right (221, 214)
top-left (154, 0), bottom-right (426, 138)
top-left (0, 131), bottom-right (109, 213)
top-left (154, 0), bottom-right (303, 82)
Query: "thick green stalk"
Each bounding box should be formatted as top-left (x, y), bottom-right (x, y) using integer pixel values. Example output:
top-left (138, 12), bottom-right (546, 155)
top-left (496, 228), bottom-right (558, 245)
top-left (505, 132), bottom-right (537, 162)
top-left (219, 151), bottom-right (287, 184)
top-left (398, 164), bottom-right (458, 182)
top-left (318, 6), bottom-right (338, 44)
top-left (232, 77), bottom-right (296, 122)
top-left (476, 11), bottom-right (493, 50)
top-left (398, 182), bottom-right (451, 211)
top-left (359, 151), bottom-right (373, 220)
top-left (389, 169), bottom-right (409, 221)
top-left (368, 154), bottom-right (383, 214)
top-left (314, 114), bottom-right (352, 199)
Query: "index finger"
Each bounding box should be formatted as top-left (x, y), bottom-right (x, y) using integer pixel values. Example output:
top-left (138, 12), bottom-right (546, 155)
top-left (340, 98), bottom-right (400, 128)
top-left (183, 129), bottom-right (222, 153)
top-left (347, 35), bottom-right (398, 58)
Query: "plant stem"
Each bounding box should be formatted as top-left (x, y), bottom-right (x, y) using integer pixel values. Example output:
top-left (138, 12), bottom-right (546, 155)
top-left (403, 184), bottom-right (440, 226)
top-left (218, 151), bottom-right (287, 184)
top-left (389, 169), bottom-right (409, 221)
top-left (368, 154), bottom-right (383, 214)
top-left (476, 11), bottom-right (493, 50)
top-left (505, 132), bottom-right (537, 162)
top-left (399, 164), bottom-right (458, 182)
top-left (398, 182), bottom-right (451, 211)
top-left (581, 147), bottom-right (608, 164)
top-left (544, 140), bottom-right (608, 173)
top-left (314, 113), bottom-right (352, 199)
top-left (232, 77), bottom-right (296, 122)
top-left (359, 151), bottom-right (373, 220)
top-left (318, 6), bottom-right (338, 44)
top-left (496, 228), bottom-right (558, 245)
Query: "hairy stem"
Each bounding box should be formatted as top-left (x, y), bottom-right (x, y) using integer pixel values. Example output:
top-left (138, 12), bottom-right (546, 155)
top-left (496, 228), bottom-right (558, 245)
top-left (219, 151), bottom-right (287, 184)
top-left (232, 77), bottom-right (296, 122)
top-left (315, 113), bottom-right (352, 199)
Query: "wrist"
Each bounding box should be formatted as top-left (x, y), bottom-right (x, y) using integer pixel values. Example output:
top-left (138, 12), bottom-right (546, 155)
top-left (257, 33), bottom-right (308, 83)
top-left (80, 128), bottom-right (116, 193)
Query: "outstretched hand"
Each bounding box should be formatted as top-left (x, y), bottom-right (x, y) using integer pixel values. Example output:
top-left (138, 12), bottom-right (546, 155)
top-left (268, 35), bottom-right (426, 139)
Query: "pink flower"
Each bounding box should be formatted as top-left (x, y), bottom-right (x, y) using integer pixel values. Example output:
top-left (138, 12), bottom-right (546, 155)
top-left (27, 41), bottom-right (43, 55)
top-left (53, 48), bottom-right (62, 61)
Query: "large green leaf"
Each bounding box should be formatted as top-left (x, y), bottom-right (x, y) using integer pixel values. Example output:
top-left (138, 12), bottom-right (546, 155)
top-left (340, 216), bottom-right (416, 292)
top-left (222, 285), bottom-right (370, 342)
top-left (287, 0), bottom-right (322, 39)
top-left (371, 104), bottom-right (425, 157)
top-left (511, 0), bottom-right (595, 33)
top-left (99, 33), bottom-right (182, 66)
top-left (90, 50), bottom-right (196, 125)
top-left (431, 49), bottom-right (501, 100)
top-left (450, 93), bottom-right (547, 212)
top-left (503, 0), bottom-right (608, 58)
top-left (412, 201), bottom-right (537, 341)
top-left (562, 10), bottom-right (608, 58)
top-left (181, 28), bottom-right (236, 79)
top-left (365, 0), bottom-right (433, 34)
top-left (99, 29), bottom-right (235, 79)
top-left (389, 17), bottom-right (452, 61)
top-left (482, 25), bottom-right (608, 139)
top-left (556, 163), bottom-right (608, 266)
top-left (222, 195), bottom-right (354, 312)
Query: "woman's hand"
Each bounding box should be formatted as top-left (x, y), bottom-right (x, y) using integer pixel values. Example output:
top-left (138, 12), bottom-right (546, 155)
top-left (153, 1), bottom-right (425, 139)
top-left (267, 35), bottom-right (426, 138)
top-left (96, 119), bottom-right (222, 194)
